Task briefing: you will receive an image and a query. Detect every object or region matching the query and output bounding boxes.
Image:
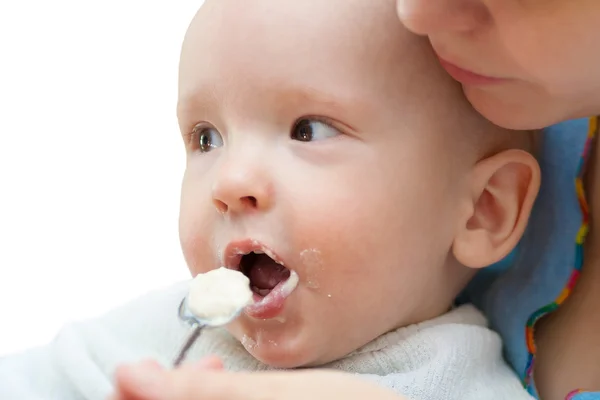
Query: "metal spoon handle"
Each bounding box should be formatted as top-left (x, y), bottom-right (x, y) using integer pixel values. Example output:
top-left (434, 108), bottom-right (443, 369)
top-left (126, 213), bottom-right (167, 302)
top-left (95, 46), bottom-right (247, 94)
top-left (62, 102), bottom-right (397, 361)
top-left (173, 325), bottom-right (204, 367)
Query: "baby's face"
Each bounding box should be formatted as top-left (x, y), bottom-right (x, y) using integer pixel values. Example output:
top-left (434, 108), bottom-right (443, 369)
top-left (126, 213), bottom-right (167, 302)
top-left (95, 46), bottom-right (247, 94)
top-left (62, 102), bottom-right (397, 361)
top-left (178, 0), bottom-right (493, 367)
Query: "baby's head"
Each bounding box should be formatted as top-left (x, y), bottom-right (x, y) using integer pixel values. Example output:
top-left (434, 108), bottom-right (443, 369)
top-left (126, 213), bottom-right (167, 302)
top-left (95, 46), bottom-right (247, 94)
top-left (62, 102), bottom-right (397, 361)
top-left (177, 0), bottom-right (539, 368)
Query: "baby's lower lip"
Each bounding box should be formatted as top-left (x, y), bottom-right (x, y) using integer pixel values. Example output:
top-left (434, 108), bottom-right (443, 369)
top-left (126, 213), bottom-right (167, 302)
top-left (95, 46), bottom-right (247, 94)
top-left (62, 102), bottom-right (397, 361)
top-left (244, 271), bottom-right (299, 319)
top-left (244, 291), bottom-right (286, 319)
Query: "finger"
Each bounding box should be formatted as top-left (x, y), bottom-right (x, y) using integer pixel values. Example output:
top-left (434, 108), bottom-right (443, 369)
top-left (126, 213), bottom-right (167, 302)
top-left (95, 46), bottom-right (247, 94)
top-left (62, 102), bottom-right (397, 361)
top-left (138, 369), bottom-right (384, 400)
top-left (160, 369), bottom-right (290, 400)
top-left (114, 362), bottom-right (168, 400)
top-left (106, 392), bottom-right (131, 400)
top-left (113, 359), bottom-right (223, 400)
top-left (115, 364), bottom-right (220, 400)
top-left (192, 356), bottom-right (224, 370)
top-left (194, 370), bottom-right (404, 400)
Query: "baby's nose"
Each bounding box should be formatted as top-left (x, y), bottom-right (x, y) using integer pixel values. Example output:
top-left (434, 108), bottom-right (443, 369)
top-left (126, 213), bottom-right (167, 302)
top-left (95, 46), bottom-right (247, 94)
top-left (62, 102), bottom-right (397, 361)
top-left (397, 0), bottom-right (487, 35)
top-left (211, 157), bottom-right (273, 215)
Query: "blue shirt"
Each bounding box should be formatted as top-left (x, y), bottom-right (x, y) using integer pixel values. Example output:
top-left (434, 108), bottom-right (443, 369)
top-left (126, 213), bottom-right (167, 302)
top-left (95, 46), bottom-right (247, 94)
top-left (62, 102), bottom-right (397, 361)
top-left (463, 118), bottom-right (599, 399)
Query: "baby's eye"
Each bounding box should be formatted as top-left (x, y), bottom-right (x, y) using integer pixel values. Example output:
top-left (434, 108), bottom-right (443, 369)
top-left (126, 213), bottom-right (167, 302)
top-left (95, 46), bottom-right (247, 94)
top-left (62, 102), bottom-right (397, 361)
top-left (291, 118), bottom-right (339, 142)
top-left (192, 125), bottom-right (224, 153)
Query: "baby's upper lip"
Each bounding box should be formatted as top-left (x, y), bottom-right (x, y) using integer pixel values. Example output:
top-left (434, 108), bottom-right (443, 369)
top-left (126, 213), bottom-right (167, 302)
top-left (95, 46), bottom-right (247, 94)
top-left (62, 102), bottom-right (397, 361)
top-left (222, 239), bottom-right (286, 270)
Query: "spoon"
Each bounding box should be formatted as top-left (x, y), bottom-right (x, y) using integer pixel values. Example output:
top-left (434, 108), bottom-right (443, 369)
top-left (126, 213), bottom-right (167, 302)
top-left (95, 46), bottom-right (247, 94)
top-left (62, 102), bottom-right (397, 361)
top-left (172, 296), bottom-right (245, 367)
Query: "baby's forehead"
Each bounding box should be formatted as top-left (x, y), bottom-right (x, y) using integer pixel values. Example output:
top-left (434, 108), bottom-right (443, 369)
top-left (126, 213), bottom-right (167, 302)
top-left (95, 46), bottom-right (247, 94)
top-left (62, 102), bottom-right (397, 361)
top-left (179, 0), bottom-right (480, 142)
top-left (181, 0), bottom-right (426, 93)
top-left (194, 0), bottom-right (395, 40)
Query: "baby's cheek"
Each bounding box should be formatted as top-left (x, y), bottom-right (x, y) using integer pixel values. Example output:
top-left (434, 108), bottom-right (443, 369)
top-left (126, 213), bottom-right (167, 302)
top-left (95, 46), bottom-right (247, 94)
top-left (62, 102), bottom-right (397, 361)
top-left (179, 182), bottom-right (216, 274)
top-left (180, 237), bottom-right (211, 275)
top-left (178, 214), bottom-right (214, 275)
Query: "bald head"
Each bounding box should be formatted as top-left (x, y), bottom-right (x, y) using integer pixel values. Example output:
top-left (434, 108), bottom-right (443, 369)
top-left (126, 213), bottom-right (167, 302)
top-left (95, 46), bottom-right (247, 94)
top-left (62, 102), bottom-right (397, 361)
top-left (178, 0), bottom-right (529, 166)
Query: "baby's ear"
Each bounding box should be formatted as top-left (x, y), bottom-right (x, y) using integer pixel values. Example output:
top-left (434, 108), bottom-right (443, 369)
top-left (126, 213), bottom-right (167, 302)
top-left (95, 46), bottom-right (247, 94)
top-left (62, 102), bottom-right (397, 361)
top-left (452, 149), bottom-right (540, 269)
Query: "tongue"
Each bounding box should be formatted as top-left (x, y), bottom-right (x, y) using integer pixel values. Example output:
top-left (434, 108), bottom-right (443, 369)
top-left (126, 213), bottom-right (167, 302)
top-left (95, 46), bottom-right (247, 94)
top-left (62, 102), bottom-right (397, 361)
top-left (249, 255), bottom-right (290, 290)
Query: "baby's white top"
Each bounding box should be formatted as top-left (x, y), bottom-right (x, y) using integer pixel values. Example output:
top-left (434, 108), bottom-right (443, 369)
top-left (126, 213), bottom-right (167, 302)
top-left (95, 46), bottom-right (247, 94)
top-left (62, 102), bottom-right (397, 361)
top-left (0, 282), bottom-right (533, 400)
top-left (187, 267), bottom-right (253, 325)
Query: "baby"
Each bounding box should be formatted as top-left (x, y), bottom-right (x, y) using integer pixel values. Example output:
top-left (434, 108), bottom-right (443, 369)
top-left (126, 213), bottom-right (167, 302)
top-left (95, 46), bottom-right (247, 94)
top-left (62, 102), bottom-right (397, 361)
top-left (0, 1), bottom-right (539, 399)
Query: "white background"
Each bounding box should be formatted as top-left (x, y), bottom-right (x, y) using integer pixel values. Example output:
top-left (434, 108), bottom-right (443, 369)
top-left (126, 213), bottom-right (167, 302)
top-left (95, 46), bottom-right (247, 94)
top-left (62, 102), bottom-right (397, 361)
top-left (0, 1), bottom-right (203, 356)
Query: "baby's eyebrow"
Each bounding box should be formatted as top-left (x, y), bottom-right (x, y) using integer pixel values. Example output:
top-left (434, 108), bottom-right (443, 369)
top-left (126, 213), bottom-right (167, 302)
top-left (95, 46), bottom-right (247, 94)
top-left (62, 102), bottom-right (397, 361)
top-left (176, 82), bottom-right (371, 131)
top-left (176, 84), bottom-right (219, 124)
top-left (264, 85), bottom-right (373, 131)
top-left (277, 86), bottom-right (344, 108)
top-left (274, 85), bottom-right (371, 114)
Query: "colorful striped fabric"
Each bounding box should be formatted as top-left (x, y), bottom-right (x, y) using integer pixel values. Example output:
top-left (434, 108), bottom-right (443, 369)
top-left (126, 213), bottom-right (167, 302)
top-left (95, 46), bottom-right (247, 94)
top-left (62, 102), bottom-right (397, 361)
top-left (569, 392), bottom-right (600, 400)
top-left (523, 116), bottom-right (598, 398)
top-left (567, 390), bottom-right (585, 400)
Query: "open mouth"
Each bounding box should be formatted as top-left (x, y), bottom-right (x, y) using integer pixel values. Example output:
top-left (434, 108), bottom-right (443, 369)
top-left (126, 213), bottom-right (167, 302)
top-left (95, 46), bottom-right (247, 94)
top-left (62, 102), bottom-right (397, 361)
top-left (223, 240), bottom-right (299, 319)
top-left (240, 252), bottom-right (291, 297)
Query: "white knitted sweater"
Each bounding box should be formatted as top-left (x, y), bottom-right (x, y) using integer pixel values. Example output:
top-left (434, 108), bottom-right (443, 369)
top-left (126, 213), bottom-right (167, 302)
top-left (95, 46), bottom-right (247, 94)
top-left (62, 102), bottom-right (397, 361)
top-left (0, 282), bottom-right (533, 400)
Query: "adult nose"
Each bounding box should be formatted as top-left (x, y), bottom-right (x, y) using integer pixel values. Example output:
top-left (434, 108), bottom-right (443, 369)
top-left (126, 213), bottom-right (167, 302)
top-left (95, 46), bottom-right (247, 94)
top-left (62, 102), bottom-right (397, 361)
top-left (396, 0), bottom-right (488, 35)
top-left (211, 150), bottom-right (273, 216)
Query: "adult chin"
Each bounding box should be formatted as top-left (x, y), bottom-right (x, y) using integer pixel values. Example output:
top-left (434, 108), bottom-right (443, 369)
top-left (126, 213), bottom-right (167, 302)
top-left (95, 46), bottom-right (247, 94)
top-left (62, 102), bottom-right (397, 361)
top-left (463, 85), bottom-right (571, 131)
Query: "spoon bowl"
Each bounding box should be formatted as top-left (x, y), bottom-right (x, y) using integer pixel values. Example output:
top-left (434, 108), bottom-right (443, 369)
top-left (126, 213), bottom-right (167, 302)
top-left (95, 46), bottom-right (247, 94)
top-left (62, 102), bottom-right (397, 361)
top-left (177, 296), bottom-right (244, 327)
top-left (173, 295), bottom-right (245, 366)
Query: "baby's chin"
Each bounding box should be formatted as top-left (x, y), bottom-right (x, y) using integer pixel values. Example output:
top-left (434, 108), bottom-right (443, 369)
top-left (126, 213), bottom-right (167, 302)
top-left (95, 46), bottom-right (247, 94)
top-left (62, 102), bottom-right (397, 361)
top-left (228, 322), bottom-right (341, 368)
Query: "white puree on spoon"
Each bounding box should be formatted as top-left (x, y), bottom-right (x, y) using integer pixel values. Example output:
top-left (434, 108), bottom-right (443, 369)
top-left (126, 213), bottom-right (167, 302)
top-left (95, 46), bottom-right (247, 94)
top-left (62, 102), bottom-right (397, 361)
top-left (188, 267), bottom-right (254, 325)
